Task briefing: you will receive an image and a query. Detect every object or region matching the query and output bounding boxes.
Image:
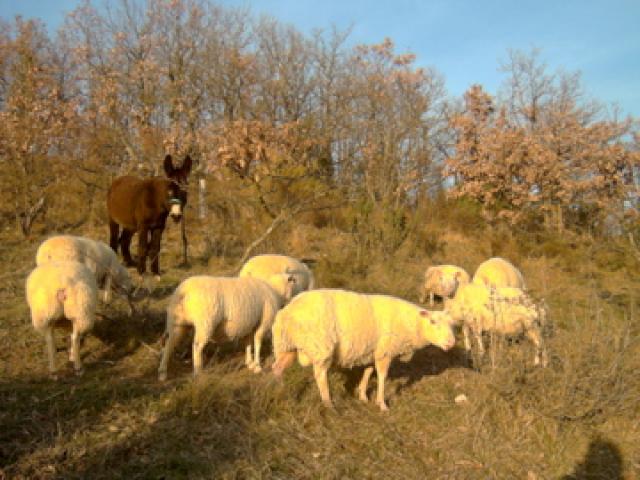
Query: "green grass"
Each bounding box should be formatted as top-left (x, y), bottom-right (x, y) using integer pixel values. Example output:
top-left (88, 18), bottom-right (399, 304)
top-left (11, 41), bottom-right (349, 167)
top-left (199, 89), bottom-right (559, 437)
top-left (1, 223), bottom-right (639, 479)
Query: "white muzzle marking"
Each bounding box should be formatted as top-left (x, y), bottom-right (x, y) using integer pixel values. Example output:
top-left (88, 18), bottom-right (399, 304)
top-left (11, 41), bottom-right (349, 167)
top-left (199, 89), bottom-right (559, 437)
top-left (170, 203), bottom-right (182, 217)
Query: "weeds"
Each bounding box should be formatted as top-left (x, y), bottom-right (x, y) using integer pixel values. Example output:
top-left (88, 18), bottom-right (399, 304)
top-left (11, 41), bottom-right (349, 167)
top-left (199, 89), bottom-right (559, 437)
top-left (1, 218), bottom-right (639, 479)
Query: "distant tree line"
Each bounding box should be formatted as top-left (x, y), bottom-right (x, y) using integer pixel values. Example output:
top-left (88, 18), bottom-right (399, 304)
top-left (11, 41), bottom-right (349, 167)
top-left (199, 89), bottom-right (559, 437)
top-left (0, 0), bottom-right (638, 240)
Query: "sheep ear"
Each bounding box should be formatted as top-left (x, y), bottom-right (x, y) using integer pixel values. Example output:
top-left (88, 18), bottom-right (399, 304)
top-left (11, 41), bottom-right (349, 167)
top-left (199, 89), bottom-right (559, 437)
top-left (419, 310), bottom-right (429, 317)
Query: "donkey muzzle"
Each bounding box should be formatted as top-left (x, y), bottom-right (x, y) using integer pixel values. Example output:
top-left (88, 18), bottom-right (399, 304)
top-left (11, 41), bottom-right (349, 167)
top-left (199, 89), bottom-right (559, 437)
top-left (169, 201), bottom-right (183, 222)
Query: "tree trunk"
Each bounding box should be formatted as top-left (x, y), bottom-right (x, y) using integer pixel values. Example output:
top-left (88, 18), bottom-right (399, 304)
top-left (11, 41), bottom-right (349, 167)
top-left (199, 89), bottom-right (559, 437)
top-left (20, 196), bottom-right (46, 237)
top-left (198, 177), bottom-right (207, 220)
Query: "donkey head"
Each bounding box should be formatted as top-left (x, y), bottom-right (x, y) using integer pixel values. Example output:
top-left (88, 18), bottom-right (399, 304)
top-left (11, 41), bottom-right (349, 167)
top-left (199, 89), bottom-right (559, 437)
top-left (163, 154), bottom-right (193, 222)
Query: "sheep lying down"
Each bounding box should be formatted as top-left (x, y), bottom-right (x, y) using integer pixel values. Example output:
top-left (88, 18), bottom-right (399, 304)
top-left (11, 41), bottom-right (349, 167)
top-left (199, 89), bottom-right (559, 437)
top-left (272, 289), bottom-right (456, 411)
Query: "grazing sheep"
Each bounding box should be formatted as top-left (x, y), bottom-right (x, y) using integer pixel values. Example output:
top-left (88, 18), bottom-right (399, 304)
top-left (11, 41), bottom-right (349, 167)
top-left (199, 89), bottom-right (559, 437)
top-left (444, 283), bottom-right (547, 367)
top-left (238, 254), bottom-right (315, 297)
top-left (271, 289), bottom-right (456, 411)
top-left (420, 264), bottom-right (470, 305)
top-left (26, 261), bottom-right (98, 378)
top-left (472, 257), bottom-right (525, 289)
top-left (36, 235), bottom-right (135, 304)
top-left (158, 274), bottom-right (296, 381)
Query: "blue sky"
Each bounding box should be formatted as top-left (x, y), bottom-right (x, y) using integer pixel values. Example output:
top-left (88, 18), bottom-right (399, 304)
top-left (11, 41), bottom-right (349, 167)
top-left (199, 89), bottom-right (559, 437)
top-left (2, 0), bottom-right (639, 117)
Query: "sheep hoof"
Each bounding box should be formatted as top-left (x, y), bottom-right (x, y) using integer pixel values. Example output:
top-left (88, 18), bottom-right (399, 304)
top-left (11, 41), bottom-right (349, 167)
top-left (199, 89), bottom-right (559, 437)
top-left (377, 401), bottom-right (389, 412)
top-left (358, 393), bottom-right (368, 403)
top-left (74, 368), bottom-right (84, 377)
top-left (322, 400), bottom-right (335, 410)
top-left (251, 365), bottom-right (263, 374)
top-left (158, 372), bottom-right (167, 382)
top-left (49, 373), bottom-right (58, 381)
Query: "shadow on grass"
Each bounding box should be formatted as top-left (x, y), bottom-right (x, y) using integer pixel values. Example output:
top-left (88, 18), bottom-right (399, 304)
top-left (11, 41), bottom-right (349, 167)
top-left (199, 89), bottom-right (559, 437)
top-left (340, 345), bottom-right (471, 401)
top-left (0, 374), bottom-right (157, 473)
top-left (88, 305), bottom-right (166, 368)
top-left (51, 381), bottom-right (249, 479)
top-left (562, 436), bottom-right (623, 480)
top-left (0, 370), bottom-right (250, 479)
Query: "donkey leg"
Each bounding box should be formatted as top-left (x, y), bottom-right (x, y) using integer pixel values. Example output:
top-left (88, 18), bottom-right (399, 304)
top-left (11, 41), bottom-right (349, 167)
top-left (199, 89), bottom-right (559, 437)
top-left (149, 228), bottom-right (164, 276)
top-left (136, 226), bottom-right (149, 274)
top-left (120, 229), bottom-right (136, 267)
top-left (109, 220), bottom-right (120, 253)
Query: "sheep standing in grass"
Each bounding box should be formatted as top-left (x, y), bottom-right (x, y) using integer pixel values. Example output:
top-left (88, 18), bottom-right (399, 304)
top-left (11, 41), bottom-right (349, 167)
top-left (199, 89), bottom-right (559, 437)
top-left (271, 289), bottom-right (456, 411)
top-left (472, 257), bottom-right (525, 289)
top-left (36, 235), bottom-right (135, 304)
top-left (419, 265), bottom-right (470, 305)
top-left (444, 283), bottom-right (547, 367)
top-left (239, 254), bottom-right (315, 296)
top-left (26, 261), bottom-right (98, 378)
top-left (158, 274), bottom-right (296, 381)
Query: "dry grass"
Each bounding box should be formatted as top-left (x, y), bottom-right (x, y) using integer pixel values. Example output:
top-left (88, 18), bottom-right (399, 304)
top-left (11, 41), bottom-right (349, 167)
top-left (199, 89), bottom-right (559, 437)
top-left (1, 218), bottom-right (639, 479)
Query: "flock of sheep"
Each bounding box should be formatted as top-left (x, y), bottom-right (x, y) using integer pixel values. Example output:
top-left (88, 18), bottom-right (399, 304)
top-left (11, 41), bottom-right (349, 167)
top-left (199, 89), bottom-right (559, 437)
top-left (26, 234), bottom-right (548, 411)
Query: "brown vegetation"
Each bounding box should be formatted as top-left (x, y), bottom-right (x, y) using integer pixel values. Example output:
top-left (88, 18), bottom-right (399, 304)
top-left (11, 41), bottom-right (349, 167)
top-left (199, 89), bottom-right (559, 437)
top-left (1, 1), bottom-right (639, 478)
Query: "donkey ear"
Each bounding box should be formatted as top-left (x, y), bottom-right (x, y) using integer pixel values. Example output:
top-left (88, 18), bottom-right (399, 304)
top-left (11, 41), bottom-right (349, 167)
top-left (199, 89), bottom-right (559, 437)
top-left (181, 155), bottom-right (193, 176)
top-left (163, 155), bottom-right (175, 176)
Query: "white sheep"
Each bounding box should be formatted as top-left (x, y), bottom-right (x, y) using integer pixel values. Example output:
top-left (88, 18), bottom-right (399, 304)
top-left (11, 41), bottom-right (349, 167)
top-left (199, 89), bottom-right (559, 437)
top-left (419, 264), bottom-right (470, 305)
top-left (472, 257), bottom-right (525, 289)
top-left (238, 254), bottom-right (315, 297)
top-left (444, 283), bottom-right (547, 367)
top-left (271, 289), bottom-right (456, 411)
top-left (36, 235), bottom-right (135, 304)
top-left (158, 274), bottom-right (296, 381)
top-left (26, 261), bottom-right (98, 378)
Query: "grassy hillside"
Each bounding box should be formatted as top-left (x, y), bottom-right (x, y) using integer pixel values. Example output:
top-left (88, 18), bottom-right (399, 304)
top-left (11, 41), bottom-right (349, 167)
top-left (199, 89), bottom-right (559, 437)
top-left (1, 213), bottom-right (639, 479)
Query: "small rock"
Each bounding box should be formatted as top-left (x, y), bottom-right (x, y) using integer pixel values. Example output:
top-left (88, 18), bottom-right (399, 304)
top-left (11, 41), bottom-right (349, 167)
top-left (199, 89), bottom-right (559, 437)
top-left (454, 394), bottom-right (468, 405)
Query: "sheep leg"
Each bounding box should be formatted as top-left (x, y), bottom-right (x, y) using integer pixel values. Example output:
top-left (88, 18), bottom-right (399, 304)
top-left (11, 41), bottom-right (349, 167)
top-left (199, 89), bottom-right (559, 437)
top-left (313, 359), bottom-right (333, 409)
top-left (526, 328), bottom-right (548, 367)
top-left (44, 328), bottom-right (57, 379)
top-left (375, 356), bottom-right (392, 412)
top-left (358, 366), bottom-right (374, 402)
top-left (462, 324), bottom-right (472, 352)
top-left (69, 327), bottom-right (84, 376)
top-left (192, 326), bottom-right (210, 378)
top-left (429, 292), bottom-right (435, 307)
top-left (250, 326), bottom-right (268, 373)
top-left (102, 274), bottom-right (112, 303)
top-left (243, 336), bottom-right (253, 367)
top-left (474, 326), bottom-right (485, 357)
top-left (158, 325), bottom-right (186, 381)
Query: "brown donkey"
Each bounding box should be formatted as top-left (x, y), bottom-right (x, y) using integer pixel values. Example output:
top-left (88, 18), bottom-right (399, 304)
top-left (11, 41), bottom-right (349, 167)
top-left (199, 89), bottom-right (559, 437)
top-left (107, 155), bottom-right (192, 275)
